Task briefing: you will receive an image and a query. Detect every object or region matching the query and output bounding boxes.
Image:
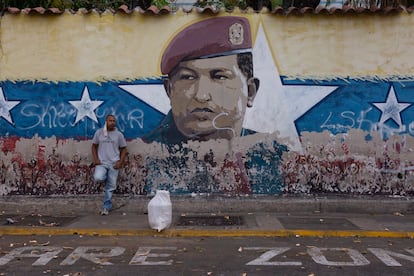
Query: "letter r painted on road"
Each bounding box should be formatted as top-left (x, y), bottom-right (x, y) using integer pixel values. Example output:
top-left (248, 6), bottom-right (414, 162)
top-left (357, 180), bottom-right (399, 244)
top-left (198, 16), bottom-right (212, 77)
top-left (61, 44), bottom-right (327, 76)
top-left (60, 246), bottom-right (125, 265)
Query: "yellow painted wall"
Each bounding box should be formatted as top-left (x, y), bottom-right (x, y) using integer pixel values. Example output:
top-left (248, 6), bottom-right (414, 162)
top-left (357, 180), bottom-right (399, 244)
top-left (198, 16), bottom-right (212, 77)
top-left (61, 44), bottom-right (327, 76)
top-left (1, 11), bottom-right (413, 81)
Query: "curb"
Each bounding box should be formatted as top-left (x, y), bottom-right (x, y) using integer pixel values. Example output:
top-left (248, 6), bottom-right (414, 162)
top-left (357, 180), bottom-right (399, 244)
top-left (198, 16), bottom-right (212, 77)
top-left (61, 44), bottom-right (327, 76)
top-left (1, 195), bottom-right (414, 215)
top-left (1, 227), bottom-right (414, 238)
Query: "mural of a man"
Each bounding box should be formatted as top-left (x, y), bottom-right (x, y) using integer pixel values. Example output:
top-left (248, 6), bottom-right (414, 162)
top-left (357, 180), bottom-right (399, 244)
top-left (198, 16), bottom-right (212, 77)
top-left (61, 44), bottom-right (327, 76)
top-left (143, 16), bottom-right (287, 195)
top-left (144, 16), bottom-right (259, 144)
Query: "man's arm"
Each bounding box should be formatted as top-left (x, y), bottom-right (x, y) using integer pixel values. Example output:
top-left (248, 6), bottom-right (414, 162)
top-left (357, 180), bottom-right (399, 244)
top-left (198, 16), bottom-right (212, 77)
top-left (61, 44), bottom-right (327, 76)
top-left (114, 146), bottom-right (127, 169)
top-left (91, 143), bottom-right (101, 166)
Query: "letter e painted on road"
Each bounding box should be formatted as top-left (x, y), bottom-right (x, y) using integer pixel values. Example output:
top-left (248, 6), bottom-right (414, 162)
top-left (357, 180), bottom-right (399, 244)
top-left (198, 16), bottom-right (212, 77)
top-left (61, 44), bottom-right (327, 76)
top-left (129, 247), bottom-right (177, 265)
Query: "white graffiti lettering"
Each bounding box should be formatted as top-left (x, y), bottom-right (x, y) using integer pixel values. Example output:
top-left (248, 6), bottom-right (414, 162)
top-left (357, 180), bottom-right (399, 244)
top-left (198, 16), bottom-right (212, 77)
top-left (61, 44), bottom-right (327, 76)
top-left (19, 102), bottom-right (77, 130)
top-left (17, 101), bottom-right (144, 131)
top-left (408, 122), bottom-right (414, 135)
top-left (321, 112), bottom-right (348, 132)
top-left (127, 109), bottom-right (144, 130)
top-left (356, 107), bottom-right (375, 131)
top-left (321, 107), bottom-right (412, 138)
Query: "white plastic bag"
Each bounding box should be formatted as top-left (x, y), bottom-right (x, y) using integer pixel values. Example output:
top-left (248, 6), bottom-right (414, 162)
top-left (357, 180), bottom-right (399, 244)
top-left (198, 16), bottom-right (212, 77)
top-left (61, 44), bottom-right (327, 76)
top-left (148, 190), bottom-right (172, 232)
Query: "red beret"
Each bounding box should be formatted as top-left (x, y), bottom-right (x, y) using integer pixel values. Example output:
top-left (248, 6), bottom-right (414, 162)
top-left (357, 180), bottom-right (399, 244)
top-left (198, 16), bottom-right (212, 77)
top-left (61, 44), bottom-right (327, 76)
top-left (161, 16), bottom-right (252, 75)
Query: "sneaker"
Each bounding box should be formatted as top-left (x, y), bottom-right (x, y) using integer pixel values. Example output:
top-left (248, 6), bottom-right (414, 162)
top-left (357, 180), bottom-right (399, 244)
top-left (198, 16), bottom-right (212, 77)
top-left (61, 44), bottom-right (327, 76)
top-left (100, 208), bottom-right (109, 216)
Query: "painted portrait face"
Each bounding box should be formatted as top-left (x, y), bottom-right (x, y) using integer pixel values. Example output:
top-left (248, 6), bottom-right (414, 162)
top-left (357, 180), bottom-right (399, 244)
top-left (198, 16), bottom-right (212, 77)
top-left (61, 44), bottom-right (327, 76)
top-left (165, 55), bottom-right (258, 141)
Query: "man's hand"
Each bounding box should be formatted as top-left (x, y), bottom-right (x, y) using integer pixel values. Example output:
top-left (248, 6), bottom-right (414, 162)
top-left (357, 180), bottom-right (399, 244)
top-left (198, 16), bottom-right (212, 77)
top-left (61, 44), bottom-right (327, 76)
top-left (113, 160), bottom-right (123, 169)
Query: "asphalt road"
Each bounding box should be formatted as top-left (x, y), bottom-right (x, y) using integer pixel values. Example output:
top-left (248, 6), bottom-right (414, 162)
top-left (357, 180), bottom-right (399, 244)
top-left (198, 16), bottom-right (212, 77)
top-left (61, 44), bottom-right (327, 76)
top-left (1, 235), bottom-right (414, 275)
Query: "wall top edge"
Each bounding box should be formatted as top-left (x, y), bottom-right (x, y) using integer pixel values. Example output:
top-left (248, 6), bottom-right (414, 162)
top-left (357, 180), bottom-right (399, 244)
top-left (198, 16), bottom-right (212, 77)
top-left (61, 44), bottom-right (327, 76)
top-left (3, 75), bottom-right (414, 83)
top-left (1, 4), bottom-right (411, 16)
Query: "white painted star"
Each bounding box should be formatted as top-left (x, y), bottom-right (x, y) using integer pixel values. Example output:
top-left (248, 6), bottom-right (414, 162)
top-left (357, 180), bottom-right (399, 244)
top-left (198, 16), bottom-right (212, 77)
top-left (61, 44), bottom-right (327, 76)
top-left (373, 85), bottom-right (411, 127)
top-left (69, 86), bottom-right (104, 124)
top-left (244, 24), bottom-right (337, 151)
top-left (119, 84), bottom-right (170, 114)
top-left (118, 24), bottom-right (338, 152)
top-left (0, 87), bottom-right (20, 125)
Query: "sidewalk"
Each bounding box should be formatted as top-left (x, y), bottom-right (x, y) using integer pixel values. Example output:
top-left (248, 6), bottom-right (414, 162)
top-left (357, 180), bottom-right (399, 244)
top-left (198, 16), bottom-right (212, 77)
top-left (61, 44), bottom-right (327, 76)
top-left (1, 195), bottom-right (414, 238)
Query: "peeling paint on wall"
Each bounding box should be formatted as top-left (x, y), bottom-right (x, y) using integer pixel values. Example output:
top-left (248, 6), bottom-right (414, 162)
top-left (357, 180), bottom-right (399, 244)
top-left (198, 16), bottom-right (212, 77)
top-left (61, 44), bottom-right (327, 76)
top-left (0, 134), bottom-right (288, 195)
top-left (0, 136), bottom-right (147, 195)
top-left (282, 130), bottom-right (414, 195)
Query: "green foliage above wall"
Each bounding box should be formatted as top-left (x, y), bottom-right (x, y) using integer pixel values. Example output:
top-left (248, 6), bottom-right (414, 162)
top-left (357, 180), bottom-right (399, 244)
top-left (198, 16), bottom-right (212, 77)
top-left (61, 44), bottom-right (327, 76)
top-left (0, 0), bottom-right (409, 11)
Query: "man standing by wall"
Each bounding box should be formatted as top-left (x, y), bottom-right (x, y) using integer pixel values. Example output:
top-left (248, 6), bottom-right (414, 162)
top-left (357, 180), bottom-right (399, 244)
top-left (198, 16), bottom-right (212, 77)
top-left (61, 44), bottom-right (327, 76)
top-left (92, 114), bottom-right (127, 215)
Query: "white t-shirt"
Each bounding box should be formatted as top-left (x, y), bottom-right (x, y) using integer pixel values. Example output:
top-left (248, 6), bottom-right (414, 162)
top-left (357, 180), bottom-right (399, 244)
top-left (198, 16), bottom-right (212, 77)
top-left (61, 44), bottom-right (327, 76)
top-left (92, 128), bottom-right (127, 163)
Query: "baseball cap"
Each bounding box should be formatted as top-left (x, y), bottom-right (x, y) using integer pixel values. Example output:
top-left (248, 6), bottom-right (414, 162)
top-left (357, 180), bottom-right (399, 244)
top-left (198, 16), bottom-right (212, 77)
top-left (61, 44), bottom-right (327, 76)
top-left (161, 16), bottom-right (252, 75)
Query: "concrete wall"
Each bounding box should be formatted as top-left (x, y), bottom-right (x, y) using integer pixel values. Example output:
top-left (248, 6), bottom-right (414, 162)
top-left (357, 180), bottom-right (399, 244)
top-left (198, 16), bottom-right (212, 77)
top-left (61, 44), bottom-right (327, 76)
top-left (1, 10), bottom-right (414, 196)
